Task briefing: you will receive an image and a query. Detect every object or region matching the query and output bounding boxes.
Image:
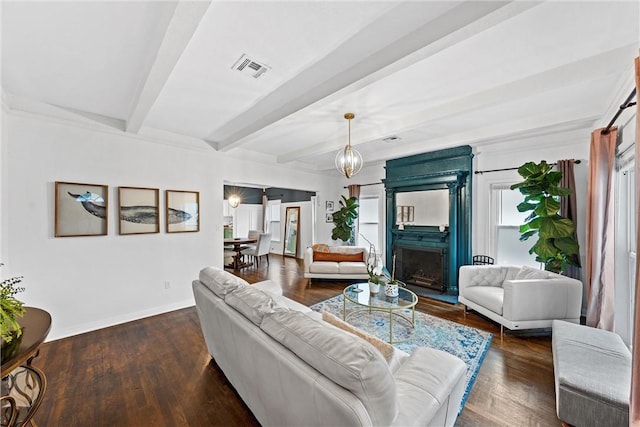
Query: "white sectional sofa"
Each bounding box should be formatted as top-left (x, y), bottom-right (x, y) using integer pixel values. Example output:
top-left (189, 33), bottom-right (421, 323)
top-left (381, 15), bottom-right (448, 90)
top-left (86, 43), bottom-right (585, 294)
top-left (303, 245), bottom-right (369, 281)
top-left (459, 265), bottom-right (582, 334)
top-left (192, 266), bottom-right (467, 427)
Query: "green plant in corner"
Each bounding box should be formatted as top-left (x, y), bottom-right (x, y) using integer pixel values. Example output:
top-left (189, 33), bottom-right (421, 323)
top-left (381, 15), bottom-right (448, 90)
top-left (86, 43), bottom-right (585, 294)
top-left (510, 161), bottom-right (581, 273)
top-left (1, 264), bottom-right (25, 344)
top-left (331, 195), bottom-right (359, 244)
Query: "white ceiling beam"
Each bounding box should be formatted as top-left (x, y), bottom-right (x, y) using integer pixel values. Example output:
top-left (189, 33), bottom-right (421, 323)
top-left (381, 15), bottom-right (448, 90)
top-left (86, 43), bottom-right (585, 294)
top-left (125, 1), bottom-right (211, 133)
top-left (277, 43), bottom-right (637, 164)
top-left (210, 1), bottom-right (537, 151)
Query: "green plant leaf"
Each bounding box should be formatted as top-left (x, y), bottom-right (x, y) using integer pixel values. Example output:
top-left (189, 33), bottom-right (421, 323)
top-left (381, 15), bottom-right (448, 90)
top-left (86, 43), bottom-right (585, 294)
top-left (534, 197), bottom-right (560, 217)
top-left (519, 230), bottom-right (537, 241)
top-left (554, 237), bottom-right (580, 256)
top-left (517, 201), bottom-right (537, 212)
top-left (532, 238), bottom-right (557, 260)
top-left (539, 217), bottom-right (575, 238)
top-left (516, 162), bottom-right (540, 178)
top-left (547, 186), bottom-right (573, 197)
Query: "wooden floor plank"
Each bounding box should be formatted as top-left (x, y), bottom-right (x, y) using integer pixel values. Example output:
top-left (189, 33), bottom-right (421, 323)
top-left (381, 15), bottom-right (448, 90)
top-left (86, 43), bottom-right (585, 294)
top-left (31, 255), bottom-right (559, 426)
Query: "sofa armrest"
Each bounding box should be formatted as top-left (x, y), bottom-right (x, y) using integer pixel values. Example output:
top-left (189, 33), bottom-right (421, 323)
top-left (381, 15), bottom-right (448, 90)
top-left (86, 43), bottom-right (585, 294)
top-left (503, 278), bottom-right (582, 321)
top-left (303, 247), bottom-right (314, 273)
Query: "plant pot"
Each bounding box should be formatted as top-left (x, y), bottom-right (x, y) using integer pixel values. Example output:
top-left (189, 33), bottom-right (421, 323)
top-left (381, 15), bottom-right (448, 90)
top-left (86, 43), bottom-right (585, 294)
top-left (369, 281), bottom-right (380, 295)
top-left (385, 282), bottom-right (399, 297)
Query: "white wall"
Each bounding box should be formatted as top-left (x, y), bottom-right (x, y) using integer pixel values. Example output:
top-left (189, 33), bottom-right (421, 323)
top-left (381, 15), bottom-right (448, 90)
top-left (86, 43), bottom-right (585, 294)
top-left (1, 111), bottom-right (345, 340)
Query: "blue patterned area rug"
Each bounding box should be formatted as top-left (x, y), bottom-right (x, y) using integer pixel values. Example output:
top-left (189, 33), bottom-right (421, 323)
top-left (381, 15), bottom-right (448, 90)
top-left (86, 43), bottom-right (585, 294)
top-left (310, 294), bottom-right (492, 412)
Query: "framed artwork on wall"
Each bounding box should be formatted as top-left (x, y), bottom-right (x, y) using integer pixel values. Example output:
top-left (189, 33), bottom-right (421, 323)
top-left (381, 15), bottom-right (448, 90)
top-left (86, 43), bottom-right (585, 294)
top-left (325, 200), bottom-right (334, 212)
top-left (118, 187), bottom-right (160, 235)
top-left (55, 181), bottom-right (108, 237)
top-left (166, 190), bottom-right (200, 233)
top-left (326, 213), bottom-right (333, 223)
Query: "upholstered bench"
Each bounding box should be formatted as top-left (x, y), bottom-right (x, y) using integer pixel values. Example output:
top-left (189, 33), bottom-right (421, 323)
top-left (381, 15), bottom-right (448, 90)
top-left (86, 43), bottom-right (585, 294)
top-left (552, 320), bottom-right (631, 427)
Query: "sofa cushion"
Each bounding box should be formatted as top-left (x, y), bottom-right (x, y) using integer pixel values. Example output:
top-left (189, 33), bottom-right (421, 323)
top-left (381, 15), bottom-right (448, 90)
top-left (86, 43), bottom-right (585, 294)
top-left (515, 265), bottom-right (549, 280)
top-left (463, 286), bottom-right (504, 315)
top-left (309, 262), bottom-right (340, 274)
top-left (338, 262), bottom-right (368, 274)
top-left (224, 286), bottom-right (288, 325)
top-left (261, 310), bottom-right (398, 426)
top-left (199, 266), bottom-right (248, 298)
top-left (313, 251), bottom-right (364, 262)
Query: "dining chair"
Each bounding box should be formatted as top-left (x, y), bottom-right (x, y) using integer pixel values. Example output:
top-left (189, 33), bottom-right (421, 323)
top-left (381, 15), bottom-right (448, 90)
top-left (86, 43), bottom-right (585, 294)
top-left (241, 233), bottom-right (272, 267)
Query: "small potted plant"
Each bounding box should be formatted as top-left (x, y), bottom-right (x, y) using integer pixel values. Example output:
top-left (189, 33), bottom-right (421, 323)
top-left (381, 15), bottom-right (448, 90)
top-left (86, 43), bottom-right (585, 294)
top-left (385, 254), bottom-right (400, 297)
top-left (366, 249), bottom-right (383, 295)
top-left (1, 264), bottom-right (26, 362)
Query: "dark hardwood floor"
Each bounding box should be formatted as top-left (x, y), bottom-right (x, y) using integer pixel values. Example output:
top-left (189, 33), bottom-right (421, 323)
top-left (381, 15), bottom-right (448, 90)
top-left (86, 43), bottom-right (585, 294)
top-left (33, 255), bottom-right (558, 426)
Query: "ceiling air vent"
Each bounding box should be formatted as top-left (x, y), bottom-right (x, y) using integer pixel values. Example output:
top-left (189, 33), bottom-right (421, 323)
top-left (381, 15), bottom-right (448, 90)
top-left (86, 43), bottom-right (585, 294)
top-left (382, 135), bottom-right (401, 143)
top-left (231, 54), bottom-right (271, 79)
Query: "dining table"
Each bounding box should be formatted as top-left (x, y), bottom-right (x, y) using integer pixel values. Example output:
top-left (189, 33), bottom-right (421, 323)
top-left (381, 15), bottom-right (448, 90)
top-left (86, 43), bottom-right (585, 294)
top-left (224, 237), bottom-right (257, 269)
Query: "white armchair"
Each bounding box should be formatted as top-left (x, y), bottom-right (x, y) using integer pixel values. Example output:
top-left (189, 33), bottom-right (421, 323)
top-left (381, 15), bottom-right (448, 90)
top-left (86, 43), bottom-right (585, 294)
top-left (458, 265), bottom-right (582, 335)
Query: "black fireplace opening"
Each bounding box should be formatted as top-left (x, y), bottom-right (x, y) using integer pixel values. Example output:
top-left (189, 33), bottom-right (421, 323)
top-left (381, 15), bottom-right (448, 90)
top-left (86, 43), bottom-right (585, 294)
top-left (396, 246), bottom-right (446, 293)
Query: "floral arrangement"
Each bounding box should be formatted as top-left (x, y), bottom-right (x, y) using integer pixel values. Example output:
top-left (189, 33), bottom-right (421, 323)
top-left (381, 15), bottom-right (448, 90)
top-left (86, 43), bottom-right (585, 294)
top-left (1, 264), bottom-right (25, 343)
top-left (361, 234), bottom-right (383, 284)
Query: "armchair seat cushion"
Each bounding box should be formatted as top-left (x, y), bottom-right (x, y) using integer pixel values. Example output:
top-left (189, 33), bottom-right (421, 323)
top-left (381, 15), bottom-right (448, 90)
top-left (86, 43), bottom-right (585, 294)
top-left (462, 286), bottom-right (503, 315)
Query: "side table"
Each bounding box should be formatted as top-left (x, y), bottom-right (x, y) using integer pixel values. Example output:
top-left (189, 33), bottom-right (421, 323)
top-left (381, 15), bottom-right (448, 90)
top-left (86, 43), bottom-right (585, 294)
top-left (1, 307), bottom-right (51, 426)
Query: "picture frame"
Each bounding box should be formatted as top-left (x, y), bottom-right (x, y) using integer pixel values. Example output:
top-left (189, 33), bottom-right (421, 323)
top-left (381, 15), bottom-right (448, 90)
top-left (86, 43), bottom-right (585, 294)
top-left (397, 205), bottom-right (415, 224)
top-left (325, 200), bottom-right (334, 212)
top-left (55, 181), bottom-right (108, 237)
top-left (326, 213), bottom-right (333, 223)
top-left (118, 187), bottom-right (160, 235)
top-left (166, 190), bottom-right (200, 233)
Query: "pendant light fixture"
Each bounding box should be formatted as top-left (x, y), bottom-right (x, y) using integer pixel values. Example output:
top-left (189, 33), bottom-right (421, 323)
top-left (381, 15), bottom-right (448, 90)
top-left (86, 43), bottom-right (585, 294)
top-left (228, 193), bottom-right (241, 208)
top-left (335, 112), bottom-right (363, 178)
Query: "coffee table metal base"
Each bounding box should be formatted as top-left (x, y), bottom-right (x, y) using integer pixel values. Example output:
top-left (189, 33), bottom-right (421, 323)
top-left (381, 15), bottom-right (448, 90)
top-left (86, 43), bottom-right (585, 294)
top-left (343, 305), bottom-right (416, 344)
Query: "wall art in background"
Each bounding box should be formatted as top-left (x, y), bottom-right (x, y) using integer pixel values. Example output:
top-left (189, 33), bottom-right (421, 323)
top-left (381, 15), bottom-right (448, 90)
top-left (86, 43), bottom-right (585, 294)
top-left (326, 213), bottom-right (333, 223)
top-left (118, 187), bottom-right (160, 235)
top-left (325, 200), bottom-right (334, 212)
top-left (166, 190), bottom-right (200, 233)
top-left (55, 181), bottom-right (108, 237)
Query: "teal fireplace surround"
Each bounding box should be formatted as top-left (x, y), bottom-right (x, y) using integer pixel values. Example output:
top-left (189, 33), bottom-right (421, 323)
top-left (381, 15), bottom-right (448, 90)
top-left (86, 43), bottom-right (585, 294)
top-left (384, 145), bottom-right (473, 297)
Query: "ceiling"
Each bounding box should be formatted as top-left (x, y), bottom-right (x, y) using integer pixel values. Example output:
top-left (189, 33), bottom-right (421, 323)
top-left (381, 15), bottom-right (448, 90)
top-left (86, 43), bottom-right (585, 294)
top-left (2, 1), bottom-right (639, 174)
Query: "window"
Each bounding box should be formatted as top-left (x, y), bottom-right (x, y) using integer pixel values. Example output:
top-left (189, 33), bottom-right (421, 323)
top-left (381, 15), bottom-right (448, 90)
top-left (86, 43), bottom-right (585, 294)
top-left (357, 197), bottom-right (381, 251)
top-left (615, 142), bottom-right (636, 345)
top-left (266, 200), bottom-right (281, 242)
top-left (491, 184), bottom-right (538, 267)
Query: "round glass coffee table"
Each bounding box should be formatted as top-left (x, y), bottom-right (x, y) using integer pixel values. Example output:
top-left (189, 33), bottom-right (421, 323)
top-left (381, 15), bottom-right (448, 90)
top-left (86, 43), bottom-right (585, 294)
top-left (342, 282), bottom-right (418, 344)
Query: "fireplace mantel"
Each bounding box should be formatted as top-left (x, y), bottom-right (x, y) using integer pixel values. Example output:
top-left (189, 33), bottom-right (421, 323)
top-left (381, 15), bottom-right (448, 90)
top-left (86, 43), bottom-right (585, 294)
top-left (384, 146), bottom-right (473, 297)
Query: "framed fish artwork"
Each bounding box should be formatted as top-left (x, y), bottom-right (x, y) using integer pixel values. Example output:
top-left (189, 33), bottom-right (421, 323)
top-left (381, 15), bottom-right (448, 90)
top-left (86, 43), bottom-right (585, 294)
top-left (165, 190), bottom-right (200, 233)
top-left (54, 181), bottom-right (109, 237)
top-left (118, 187), bottom-right (160, 235)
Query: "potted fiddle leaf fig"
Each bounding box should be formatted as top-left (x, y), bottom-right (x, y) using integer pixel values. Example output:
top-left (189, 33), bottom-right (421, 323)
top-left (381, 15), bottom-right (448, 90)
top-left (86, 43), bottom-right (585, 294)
top-left (331, 195), bottom-right (359, 244)
top-left (1, 264), bottom-right (26, 361)
top-left (510, 161), bottom-right (581, 273)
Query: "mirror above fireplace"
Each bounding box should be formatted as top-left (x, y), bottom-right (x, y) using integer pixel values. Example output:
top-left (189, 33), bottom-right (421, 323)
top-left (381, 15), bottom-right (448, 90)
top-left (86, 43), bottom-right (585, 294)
top-left (395, 189), bottom-right (449, 226)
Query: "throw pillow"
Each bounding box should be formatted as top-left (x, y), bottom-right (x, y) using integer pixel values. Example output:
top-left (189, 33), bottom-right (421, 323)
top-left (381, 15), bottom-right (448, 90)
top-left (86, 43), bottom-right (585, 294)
top-left (322, 311), bottom-right (395, 364)
top-left (312, 243), bottom-right (330, 253)
top-left (515, 265), bottom-right (549, 280)
top-left (313, 251), bottom-right (364, 262)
